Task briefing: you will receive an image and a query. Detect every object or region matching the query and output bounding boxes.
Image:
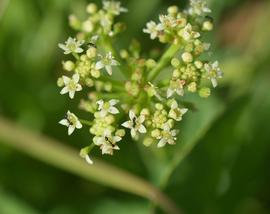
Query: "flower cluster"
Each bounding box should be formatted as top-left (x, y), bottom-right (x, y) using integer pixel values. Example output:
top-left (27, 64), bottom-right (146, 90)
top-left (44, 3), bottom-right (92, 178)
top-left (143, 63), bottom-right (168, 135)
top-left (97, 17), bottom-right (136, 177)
top-left (57, 0), bottom-right (222, 164)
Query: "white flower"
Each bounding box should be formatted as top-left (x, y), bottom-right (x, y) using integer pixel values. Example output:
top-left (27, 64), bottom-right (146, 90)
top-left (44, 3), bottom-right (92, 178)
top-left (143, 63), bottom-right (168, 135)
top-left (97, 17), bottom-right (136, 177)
top-left (93, 129), bottom-right (121, 155)
top-left (60, 73), bottom-right (82, 99)
top-left (169, 100), bottom-right (188, 121)
top-left (58, 37), bottom-right (84, 55)
top-left (157, 123), bottom-right (177, 148)
top-left (122, 110), bottom-right (147, 138)
top-left (103, 0), bottom-right (128, 15)
top-left (95, 52), bottom-right (119, 75)
top-left (96, 99), bottom-right (120, 117)
top-left (59, 111), bottom-right (82, 135)
top-left (159, 15), bottom-right (177, 28)
top-left (180, 23), bottom-right (200, 41)
top-left (143, 21), bottom-right (163, 40)
top-left (204, 61), bottom-right (223, 88)
top-left (189, 0), bottom-right (211, 16)
top-left (167, 79), bottom-right (185, 98)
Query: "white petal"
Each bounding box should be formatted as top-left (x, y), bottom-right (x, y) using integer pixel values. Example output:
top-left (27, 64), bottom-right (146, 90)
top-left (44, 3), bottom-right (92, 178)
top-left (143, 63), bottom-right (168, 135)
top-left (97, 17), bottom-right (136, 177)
top-left (99, 110), bottom-right (107, 117)
top-left (157, 138), bottom-right (166, 148)
top-left (113, 136), bottom-right (122, 143)
top-left (137, 115), bottom-right (145, 123)
top-left (72, 73), bottom-right (80, 83)
top-left (68, 126), bottom-right (75, 135)
top-left (111, 59), bottom-right (119, 66)
top-left (59, 119), bottom-right (69, 126)
top-left (69, 90), bottom-right (75, 99)
top-left (95, 61), bottom-right (104, 70)
top-left (96, 100), bottom-right (104, 110)
top-left (171, 100), bottom-right (178, 109)
top-left (62, 76), bottom-right (70, 85)
top-left (167, 88), bottom-right (174, 98)
top-left (76, 84), bottom-right (82, 91)
top-left (108, 106), bottom-right (119, 114)
top-left (138, 125), bottom-right (147, 134)
top-left (76, 121), bottom-right (82, 129)
top-left (131, 128), bottom-right (137, 138)
top-left (76, 47), bottom-right (84, 53)
top-left (211, 78), bottom-right (218, 88)
top-left (122, 121), bottom-right (132, 129)
top-left (105, 65), bottom-right (112, 75)
top-left (109, 99), bottom-right (119, 106)
top-left (176, 88), bottom-right (184, 96)
top-left (129, 110), bottom-right (136, 120)
top-left (60, 87), bottom-right (69, 95)
top-left (85, 155), bottom-right (93, 164)
top-left (181, 108), bottom-right (188, 114)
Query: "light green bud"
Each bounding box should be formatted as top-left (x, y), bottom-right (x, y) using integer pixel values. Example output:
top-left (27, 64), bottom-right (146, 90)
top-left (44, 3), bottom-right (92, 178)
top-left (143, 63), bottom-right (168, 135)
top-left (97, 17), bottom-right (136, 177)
top-left (91, 69), bottom-right (100, 78)
top-left (63, 61), bottom-right (75, 71)
top-left (146, 59), bottom-right (156, 69)
top-left (167, 6), bottom-right (178, 14)
top-left (194, 60), bottom-right (203, 69)
top-left (69, 15), bottom-right (81, 30)
top-left (199, 87), bottom-right (211, 98)
top-left (151, 129), bottom-right (161, 138)
top-left (85, 78), bottom-right (94, 87)
top-left (86, 3), bottom-right (97, 14)
top-left (141, 108), bottom-right (150, 116)
top-left (155, 103), bottom-right (163, 110)
top-left (104, 82), bottom-right (112, 92)
top-left (86, 47), bottom-right (97, 58)
top-left (202, 21), bottom-right (213, 31)
top-left (172, 69), bottom-right (181, 78)
top-left (57, 77), bottom-right (64, 87)
top-left (120, 49), bottom-right (129, 59)
top-left (171, 58), bottom-right (180, 67)
top-left (143, 137), bottom-right (154, 147)
top-left (82, 20), bottom-right (94, 33)
top-left (181, 52), bottom-right (193, 63)
top-left (187, 82), bottom-right (197, 92)
top-left (116, 129), bottom-right (125, 137)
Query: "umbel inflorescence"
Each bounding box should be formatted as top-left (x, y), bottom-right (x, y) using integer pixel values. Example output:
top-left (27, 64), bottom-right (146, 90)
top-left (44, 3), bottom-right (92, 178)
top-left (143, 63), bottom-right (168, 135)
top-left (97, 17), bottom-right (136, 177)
top-left (57, 0), bottom-right (223, 164)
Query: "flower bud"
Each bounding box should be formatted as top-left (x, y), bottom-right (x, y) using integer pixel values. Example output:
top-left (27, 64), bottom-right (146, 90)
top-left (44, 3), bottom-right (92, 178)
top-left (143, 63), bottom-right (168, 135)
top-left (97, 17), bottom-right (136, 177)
top-left (63, 61), bottom-right (75, 71)
top-left (199, 87), bottom-right (211, 98)
top-left (86, 47), bottom-right (97, 58)
top-left (82, 20), bottom-right (94, 33)
top-left (202, 21), bottom-right (213, 31)
top-left (143, 137), bottom-right (154, 147)
top-left (86, 3), bottom-right (97, 14)
top-left (181, 52), bottom-right (193, 63)
top-left (151, 129), bottom-right (161, 138)
top-left (171, 58), bottom-right (180, 67)
top-left (116, 129), bottom-right (126, 137)
top-left (167, 6), bottom-right (178, 15)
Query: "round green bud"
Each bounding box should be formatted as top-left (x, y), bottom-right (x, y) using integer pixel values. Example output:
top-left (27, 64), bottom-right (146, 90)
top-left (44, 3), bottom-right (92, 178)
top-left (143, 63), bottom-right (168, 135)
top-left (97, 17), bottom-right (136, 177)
top-left (187, 82), bottom-right (197, 92)
top-left (82, 20), bottom-right (94, 33)
top-left (167, 6), bottom-right (178, 15)
top-left (143, 137), bottom-right (154, 147)
top-left (116, 129), bottom-right (125, 137)
top-left (194, 60), bottom-right (203, 69)
top-left (85, 78), bottom-right (94, 87)
top-left (63, 61), bottom-right (75, 72)
top-left (141, 108), bottom-right (150, 116)
top-left (146, 59), bottom-right (156, 69)
top-left (57, 77), bottom-right (64, 87)
top-left (151, 129), bottom-right (161, 138)
top-left (86, 3), bottom-right (97, 14)
top-left (68, 15), bottom-right (81, 30)
top-left (86, 47), bottom-right (97, 58)
top-left (181, 52), bottom-right (193, 63)
top-left (105, 115), bottom-right (115, 124)
top-left (120, 49), bottom-right (129, 59)
top-left (202, 21), bottom-right (213, 31)
top-left (199, 87), bottom-right (211, 98)
top-left (172, 69), bottom-right (181, 78)
top-left (155, 103), bottom-right (163, 110)
top-left (104, 82), bottom-right (112, 92)
top-left (171, 58), bottom-right (180, 67)
top-left (80, 54), bottom-right (88, 61)
top-left (91, 69), bottom-right (100, 79)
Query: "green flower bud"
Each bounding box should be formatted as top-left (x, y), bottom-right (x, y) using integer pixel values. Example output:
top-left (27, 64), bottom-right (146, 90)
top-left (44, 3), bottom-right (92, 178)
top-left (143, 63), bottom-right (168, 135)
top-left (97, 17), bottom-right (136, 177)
top-left (86, 3), bottom-right (97, 14)
top-left (57, 77), bottom-right (64, 87)
top-left (116, 129), bottom-right (126, 137)
top-left (199, 87), bottom-right (211, 98)
top-left (155, 103), bottom-right (163, 110)
top-left (202, 21), bottom-right (213, 31)
top-left (120, 49), bottom-right (129, 59)
top-left (141, 108), bottom-right (150, 116)
top-left (82, 20), bottom-right (94, 33)
top-left (146, 59), bottom-right (156, 69)
top-left (86, 47), bottom-right (97, 58)
top-left (143, 137), bottom-right (154, 147)
top-left (181, 52), bottom-right (193, 63)
top-left (167, 6), bottom-right (178, 15)
top-left (104, 82), bottom-right (112, 92)
top-left (187, 82), bottom-right (197, 92)
top-left (69, 15), bottom-right (81, 30)
top-left (151, 129), bottom-right (161, 138)
top-left (85, 78), bottom-right (94, 87)
top-left (194, 60), bottom-right (203, 69)
top-left (91, 69), bottom-right (100, 78)
top-left (172, 69), bottom-right (181, 78)
top-left (171, 58), bottom-right (180, 67)
top-left (63, 61), bottom-right (75, 72)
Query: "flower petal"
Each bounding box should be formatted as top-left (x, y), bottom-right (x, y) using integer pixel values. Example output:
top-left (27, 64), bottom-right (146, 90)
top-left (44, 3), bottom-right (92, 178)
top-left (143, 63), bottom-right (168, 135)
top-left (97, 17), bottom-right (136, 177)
top-left (85, 155), bottom-right (93, 165)
top-left (68, 126), bottom-right (75, 135)
top-left (138, 125), bottom-right (147, 134)
top-left (108, 106), bottom-right (119, 114)
top-left (59, 119), bottom-right (69, 126)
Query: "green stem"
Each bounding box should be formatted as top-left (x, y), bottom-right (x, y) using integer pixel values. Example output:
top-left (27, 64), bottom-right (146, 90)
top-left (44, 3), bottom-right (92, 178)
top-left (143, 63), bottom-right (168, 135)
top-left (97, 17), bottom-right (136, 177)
top-left (0, 116), bottom-right (182, 214)
top-left (147, 43), bottom-right (181, 81)
top-left (79, 119), bottom-right (93, 126)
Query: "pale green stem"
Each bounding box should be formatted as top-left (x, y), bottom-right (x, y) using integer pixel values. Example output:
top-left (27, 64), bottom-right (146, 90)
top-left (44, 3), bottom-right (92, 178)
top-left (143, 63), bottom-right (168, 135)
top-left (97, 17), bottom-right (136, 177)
top-left (147, 43), bottom-right (181, 81)
top-left (0, 116), bottom-right (182, 214)
top-left (79, 119), bottom-right (93, 126)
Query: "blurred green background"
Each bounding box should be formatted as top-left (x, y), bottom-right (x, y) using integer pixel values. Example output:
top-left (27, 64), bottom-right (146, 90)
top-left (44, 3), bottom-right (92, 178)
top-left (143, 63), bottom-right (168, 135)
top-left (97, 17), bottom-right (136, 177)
top-left (1, 0), bottom-right (270, 213)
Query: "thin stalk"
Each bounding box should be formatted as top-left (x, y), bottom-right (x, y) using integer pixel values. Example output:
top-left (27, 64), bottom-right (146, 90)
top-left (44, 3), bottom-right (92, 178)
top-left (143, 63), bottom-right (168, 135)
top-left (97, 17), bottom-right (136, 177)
top-left (0, 116), bottom-right (182, 214)
top-left (148, 44), bottom-right (181, 81)
top-left (79, 119), bottom-right (93, 126)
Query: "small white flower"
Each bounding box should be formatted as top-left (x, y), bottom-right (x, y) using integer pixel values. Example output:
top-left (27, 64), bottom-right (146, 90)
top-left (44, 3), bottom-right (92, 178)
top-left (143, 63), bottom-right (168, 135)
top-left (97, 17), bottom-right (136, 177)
top-left (167, 79), bottom-right (185, 98)
top-left (169, 100), bottom-right (188, 121)
top-left (157, 123), bottom-right (177, 148)
top-left (59, 111), bottom-right (82, 135)
top-left (95, 52), bottom-right (119, 75)
top-left (122, 110), bottom-right (147, 138)
top-left (96, 99), bottom-right (120, 117)
top-left (189, 0), bottom-right (211, 16)
top-left (180, 23), bottom-right (200, 41)
top-left (93, 129), bottom-right (121, 155)
top-left (159, 15), bottom-right (177, 28)
top-left (143, 21), bottom-right (163, 40)
top-left (103, 0), bottom-right (128, 15)
top-left (58, 37), bottom-right (84, 55)
top-left (60, 73), bottom-right (82, 99)
top-left (204, 61), bottom-right (223, 88)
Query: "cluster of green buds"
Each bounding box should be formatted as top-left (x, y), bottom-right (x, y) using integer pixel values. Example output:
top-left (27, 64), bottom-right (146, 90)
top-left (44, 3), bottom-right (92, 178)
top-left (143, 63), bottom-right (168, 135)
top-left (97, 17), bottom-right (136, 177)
top-left (57, 0), bottom-right (222, 164)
